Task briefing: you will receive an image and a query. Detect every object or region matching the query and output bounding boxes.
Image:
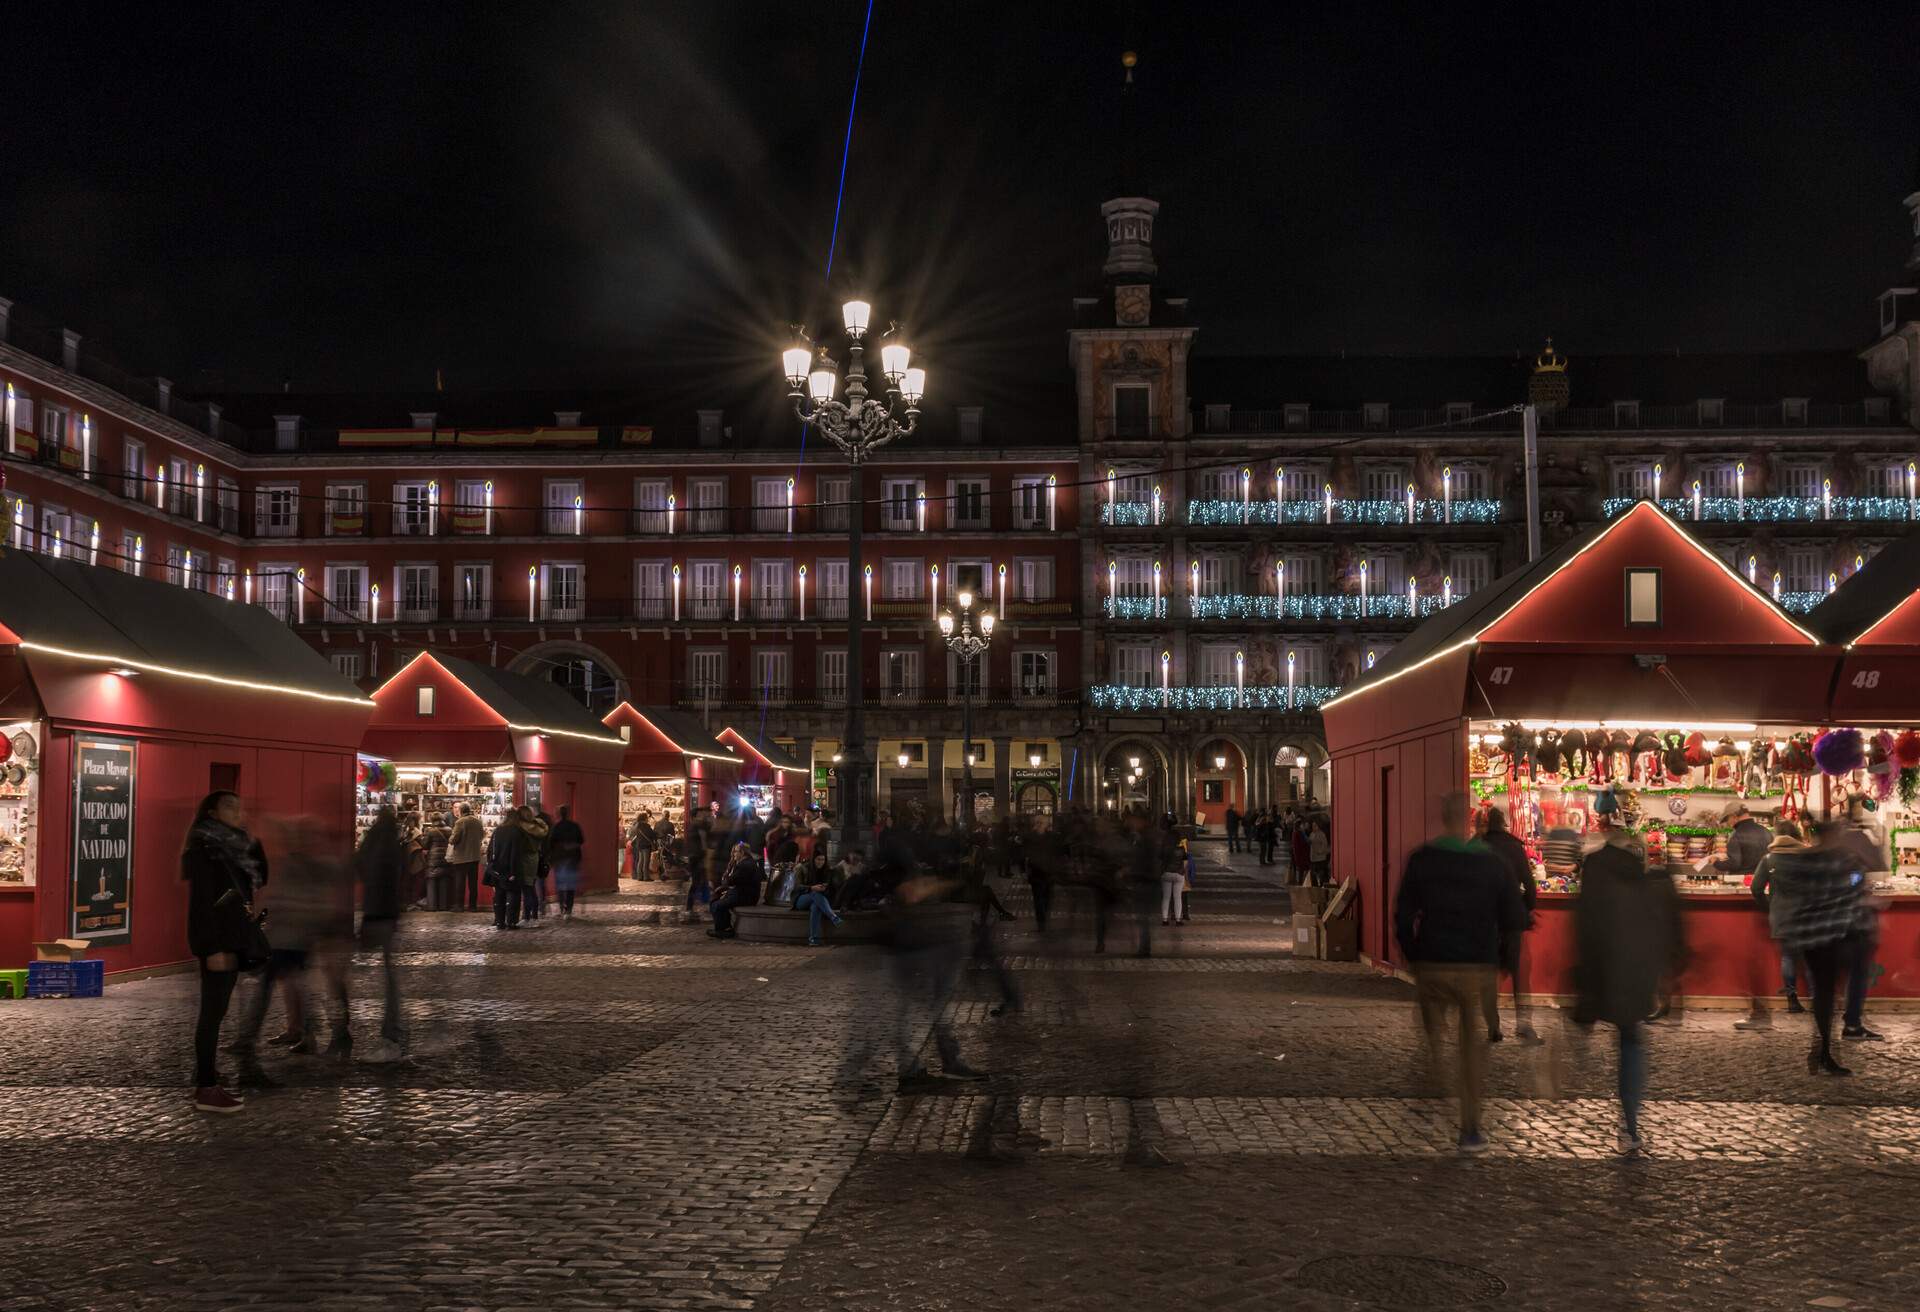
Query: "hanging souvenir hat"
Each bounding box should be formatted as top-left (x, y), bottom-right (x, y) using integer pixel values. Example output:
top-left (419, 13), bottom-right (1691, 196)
top-left (1683, 731), bottom-right (1711, 767)
top-left (1895, 730), bottom-right (1920, 769)
top-left (1781, 733), bottom-right (1816, 774)
top-left (1661, 730), bottom-right (1690, 778)
top-left (382, 762), bottom-right (399, 788)
top-left (0, 735), bottom-right (10, 765)
top-left (355, 760), bottom-right (369, 785)
top-left (365, 763), bottom-right (385, 791)
top-left (1630, 730), bottom-right (1660, 756)
top-left (1712, 736), bottom-right (1740, 758)
top-left (1869, 731), bottom-right (1896, 775)
top-left (1812, 728), bottom-right (1866, 777)
top-left (1560, 728), bottom-right (1588, 768)
top-left (1534, 729), bottom-right (1563, 774)
top-left (1499, 722), bottom-right (1531, 761)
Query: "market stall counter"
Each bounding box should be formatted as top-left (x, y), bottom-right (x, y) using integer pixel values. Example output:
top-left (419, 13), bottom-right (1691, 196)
top-left (600, 703), bottom-right (740, 872)
top-left (0, 552), bottom-right (371, 972)
top-left (362, 653), bottom-right (626, 900)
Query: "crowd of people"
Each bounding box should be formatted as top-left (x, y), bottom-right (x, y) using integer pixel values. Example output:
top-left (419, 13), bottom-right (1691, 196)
top-left (1222, 806), bottom-right (1330, 884)
top-left (1394, 790), bottom-right (1888, 1157)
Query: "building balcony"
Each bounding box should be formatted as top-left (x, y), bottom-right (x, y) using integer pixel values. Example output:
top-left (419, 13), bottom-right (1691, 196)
top-left (1102, 597), bottom-right (1169, 620)
top-left (1185, 498), bottom-right (1504, 527)
top-left (1100, 502), bottom-right (1157, 527)
top-left (1206, 402), bottom-right (1891, 435)
top-left (1601, 495), bottom-right (1920, 524)
top-left (1187, 593), bottom-right (1451, 621)
top-left (1088, 684), bottom-right (1342, 712)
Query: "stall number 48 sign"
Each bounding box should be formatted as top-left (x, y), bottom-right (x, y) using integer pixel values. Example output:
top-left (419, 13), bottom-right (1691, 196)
top-left (1852, 669), bottom-right (1881, 689)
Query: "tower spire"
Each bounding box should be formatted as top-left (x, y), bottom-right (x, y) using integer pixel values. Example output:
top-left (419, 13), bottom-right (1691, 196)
top-left (1101, 50), bottom-right (1158, 284)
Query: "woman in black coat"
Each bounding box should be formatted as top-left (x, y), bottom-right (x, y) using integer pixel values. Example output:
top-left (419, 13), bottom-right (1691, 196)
top-left (1573, 827), bottom-right (1685, 1153)
top-left (182, 790), bottom-right (264, 1114)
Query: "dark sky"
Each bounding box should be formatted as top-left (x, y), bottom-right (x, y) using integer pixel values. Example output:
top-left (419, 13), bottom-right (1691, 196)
top-left (6, 1), bottom-right (1918, 416)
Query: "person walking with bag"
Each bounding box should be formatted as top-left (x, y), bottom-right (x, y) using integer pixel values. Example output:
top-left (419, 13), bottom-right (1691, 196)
top-left (182, 790), bottom-right (267, 1114)
top-left (1572, 822), bottom-right (1685, 1153)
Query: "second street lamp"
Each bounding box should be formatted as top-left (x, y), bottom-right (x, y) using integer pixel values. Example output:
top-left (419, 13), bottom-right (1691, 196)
top-left (940, 589), bottom-right (993, 826)
top-left (782, 299), bottom-right (923, 856)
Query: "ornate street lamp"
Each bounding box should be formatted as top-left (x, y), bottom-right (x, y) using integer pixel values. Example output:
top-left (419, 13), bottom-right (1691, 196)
top-left (940, 589), bottom-right (994, 825)
top-left (783, 300), bottom-right (924, 855)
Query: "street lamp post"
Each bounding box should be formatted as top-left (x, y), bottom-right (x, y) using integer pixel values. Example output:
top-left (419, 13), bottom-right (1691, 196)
top-left (783, 301), bottom-right (924, 856)
top-left (939, 590), bottom-right (995, 828)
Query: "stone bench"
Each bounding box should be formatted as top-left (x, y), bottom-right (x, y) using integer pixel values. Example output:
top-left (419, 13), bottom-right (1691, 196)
top-left (732, 902), bottom-right (974, 946)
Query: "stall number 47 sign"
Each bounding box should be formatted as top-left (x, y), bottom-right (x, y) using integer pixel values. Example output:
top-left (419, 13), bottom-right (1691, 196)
top-left (1852, 670), bottom-right (1882, 689)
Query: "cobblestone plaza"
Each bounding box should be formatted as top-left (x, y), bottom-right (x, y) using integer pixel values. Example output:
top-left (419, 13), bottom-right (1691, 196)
top-left (4, 850), bottom-right (1918, 1311)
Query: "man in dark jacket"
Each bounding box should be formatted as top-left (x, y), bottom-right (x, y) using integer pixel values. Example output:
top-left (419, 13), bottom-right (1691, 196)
top-left (355, 808), bottom-right (407, 1056)
top-left (486, 816), bottom-right (527, 930)
top-left (1479, 807), bottom-right (1540, 1044)
top-left (1393, 791), bottom-right (1526, 1152)
top-left (1713, 804), bottom-right (1770, 881)
top-left (708, 843), bottom-right (765, 938)
top-left (1224, 806), bottom-right (1242, 854)
top-left (1574, 825), bottom-right (1685, 1152)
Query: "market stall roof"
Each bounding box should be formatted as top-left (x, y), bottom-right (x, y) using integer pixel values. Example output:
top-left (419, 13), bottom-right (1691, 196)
top-left (716, 726), bottom-right (805, 774)
top-left (372, 652), bottom-right (622, 743)
top-left (602, 703), bottom-right (733, 762)
top-left (1804, 533), bottom-right (1920, 646)
top-left (1323, 501), bottom-right (1831, 746)
top-left (0, 550), bottom-right (369, 707)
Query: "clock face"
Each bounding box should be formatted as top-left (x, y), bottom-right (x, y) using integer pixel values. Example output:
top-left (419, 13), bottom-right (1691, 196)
top-left (1115, 284), bottom-right (1150, 326)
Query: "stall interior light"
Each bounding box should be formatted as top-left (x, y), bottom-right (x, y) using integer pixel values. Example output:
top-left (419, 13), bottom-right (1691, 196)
top-left (1498, 719), bottom-right (1760, 734)
top-left (108, 667), bottom-right (139, 679)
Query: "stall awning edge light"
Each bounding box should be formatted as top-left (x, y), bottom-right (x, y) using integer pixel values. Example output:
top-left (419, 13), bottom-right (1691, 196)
top-left (19, 640), bottom-right (376, 707)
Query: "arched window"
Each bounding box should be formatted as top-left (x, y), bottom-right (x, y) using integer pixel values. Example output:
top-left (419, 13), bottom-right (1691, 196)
top-left (547, 658), bottom-right (618, 714)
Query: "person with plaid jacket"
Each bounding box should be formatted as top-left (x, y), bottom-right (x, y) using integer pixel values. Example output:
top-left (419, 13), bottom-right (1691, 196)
top-left (1773, 821), bottom-right (1869, 1077)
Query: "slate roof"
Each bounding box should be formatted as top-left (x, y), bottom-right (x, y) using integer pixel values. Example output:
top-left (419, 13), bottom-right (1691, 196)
top-left (1803, 531), bottom-right (1920, 644)
top-left (429, 654), bottom-right (621, 740)
top-left (0, 550), bottom-right (365, 701)
top-left (614, 704), bottom-right (733, 759)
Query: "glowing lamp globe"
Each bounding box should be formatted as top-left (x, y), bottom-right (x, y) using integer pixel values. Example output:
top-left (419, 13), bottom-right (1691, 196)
top-left (807, 364), bottom-right (838, 404)
top-left (841, 299), bottom-right (872, 335)
top-left (880, 341), bottom-right (910, 384)
top-left (899, 366), bottom-right (926, 408)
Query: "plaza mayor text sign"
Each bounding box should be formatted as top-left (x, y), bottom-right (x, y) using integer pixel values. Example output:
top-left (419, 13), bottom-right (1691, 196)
top-left (71, 737), bottom-right (136, 944)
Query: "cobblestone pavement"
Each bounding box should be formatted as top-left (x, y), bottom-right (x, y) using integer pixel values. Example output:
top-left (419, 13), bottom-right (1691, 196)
top-left (2, 868), bottom-right (1916, 1311)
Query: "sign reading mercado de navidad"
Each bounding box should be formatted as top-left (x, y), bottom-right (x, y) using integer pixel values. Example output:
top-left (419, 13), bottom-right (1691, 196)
top-left (1322, 501), bottom-right (1920, 1002)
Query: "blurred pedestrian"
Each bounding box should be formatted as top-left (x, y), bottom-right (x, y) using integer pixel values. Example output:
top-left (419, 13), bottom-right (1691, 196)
top-left (1776, 821), bottom-right (1870, 1075)
top-left (233, 817), bottom-right (334, 1066)
top-left (527, 808), bottom-right (553, 920)
top-left (1224, 805), bottom-right (1242, 855)
top-left (1838, 797), bottom-right (1888, 1042)
top-left (355, 806), bottom-right (408, 1060)
top-left (1159, 829), bottom-right (1187, 926)
top-left (548, 804), bottom-right (585, 919)
top-left (1737, 820), bottom-right (1807, 1030)
top-left (889, 869), bottom-right (987, 1086)
top-left (447, 803), bottom-right (485, 910)
top-left (421, 810), bottom-right (453, 911)
top-left (1308, 819), bottom-right (1331, 886)
top-left (1479, 807), bottom-right (1540, 1043)
top-left (1255, 809), bottom-right (1277, 866)
top-left (486, 808), bottom-right (527, 930)
top-left (1572, 822), bottom-right (1684, 1153)
top-left (182, 790), bottom-right (265, 1114)
top-left (1289, 815), bottom-right (1310, 885)
top-left (1393, 790), bottom-right (1525, 1153)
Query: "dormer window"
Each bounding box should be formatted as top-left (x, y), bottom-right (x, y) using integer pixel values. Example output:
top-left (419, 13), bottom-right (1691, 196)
top-left (1782, 397), bottom-right (1809, 425)
top-left (1362, 402), bottom-right (1389, 430)
top-left (1283, 403), bottom-right (1310, 431)
top-left (416, 686), bottom-right (436, 716)
top-left (1443, 402), bottom-right (1471, 425)
top-left (1612, 400), bottom-right (1640, 427)
top-left (1865, 397), bottom-right (1892, 422)
top-left (1696, 398), bottom-right (1724, 425)
top-left (1625, 568), bottom-right (1662, 627)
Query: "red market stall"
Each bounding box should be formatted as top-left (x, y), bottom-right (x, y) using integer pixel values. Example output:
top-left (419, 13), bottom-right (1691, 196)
top-left (601, 703), bottom-right (740, 859)
top-left (0, 552), bottom-right (371, 973)
top-left (362, 653), bottom-right (625, 897)
top-left (716, 726), bottom-right (808, 817)
top-left (1323, 501), bottom-right (1920, 1004)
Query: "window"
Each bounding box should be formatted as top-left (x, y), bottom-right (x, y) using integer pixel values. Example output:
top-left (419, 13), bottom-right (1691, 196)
top-left (394, 481), bottom-right (433, 535)
top-left (1011, 556), bottom-right (1053, 602)
top-left (258, 562), bottom-right (294, 621)
top-left (454, 563), bottom-right (492, 620)
top-left (1779, 462), bottom-right (1823, 499)
top-left (1698, 462), bottom-right (1737, 499)
top-left (1361, 465), bottom-right (1407, 502)
top-left (1197, 467), bottom-right (1239, 501)
top-left (1697, 398), bottom-right (1725, 425)
top-left (1612, 401), bottom-right (1641, 427)
top-left (752, 477), bottom-right (789, 533)
top-left (943, 559), bottom-right (988, 602)
top-left (120, 532), bottom-right (143, 576)
top-left (817, 558), bottom-right (848, 620)
top-left (1278, 467), bottom-right (1322, 502)
top-left (216, 477), bottom-right (240, 533)
top-left (751, 649), bottom-right (791, 704)
top-left (169, 458), bottom-right (194, 518)
top-left (1017, 650), bottom-right (1056, 698)
top-left (1012, 476), bottom-right (1047, 529)
top-left (882, 479), bottom-right (922, 531)
top-left (634, 560), bottom-right (668, 619)
top-left (882, 650), bottom-right (922, 700)
top-left (1198, 554), bottom-right (1241, 597)
top-left (1784, 548), bottom-right (1822, 594)
top-left (416, 686), bottom-right (436, 715)
top-left (545, 479), bottom-right (584, 535)
top-left (122, 439), bottom-right (145, 500)
top-left (453, 479), bottom-right (490, 534)
top-left (326, 564), bottom-right (367, 621)
top-left (950, 649), bottom-right (984, 698)
top-left (689, 560), bottom-right (725, 620)
top-left (1612, 462), bottom-right (1657, 499)
top-left (1113, 385), bottom-right (1151, 438)
top-left (754, 559), bottom-right (790, 619)
top-left (1197, 645), bottom-right (1236, 687)
top-left (398, 564), bottom-right (437, 620)
top-left (331, 652), bottom-right (364, 681)
top-left (1445, 402), bottom-right (1472, 425)
top-left (1281, 552), bottom-right (1324, 595)
top-left (1290, 644), bottom-right (1327, 687)
top-left (816, 476), bottom-right (850, 532)
top-left (1783, 397), bottom-right (1809, 424)
top-left (1112, 470), bottom-right (1154, 505)
top-left (950, 477), bottom-right (988, 529)
top-left (543, 562), bottom-right (583, 621)
top-left (1446, 465), bottom-right (1490, 501)
top-left (1359, 552), bottom-right (1404, 596)
top-left (885, 559), bottom-right (921, 600)
top-left (166, 544), bottom-right (192, 588)
top-left (690, 478), bottom-right (726, 533)
top-left (256, 484), bottom-right (299, 536)
top-left (1860, 461), bottom-right (1911, 498)
top-left (1111, 643), bottom-right (1154, 687)
top-left (818, 648), bottom-right (848, 703)
top-left (41, 406), bottom-right (67, 462)
top-left (1625, 568), bottom-right (1662, 626)
top-left (1114, 556), bottom-right (1155, 598)
top-left (1445, 551), bottom-right (1492, 599)
top-left (40, 509), bottom-right (71, 559)
top-left (688, 649), bottom-right (725, 700)
top-left (633, 478), bottom-right (669, 533)
top-left (1362, 402), bottom-right (1390, 430)
top-left (325, 483), bottom-right (366, 535)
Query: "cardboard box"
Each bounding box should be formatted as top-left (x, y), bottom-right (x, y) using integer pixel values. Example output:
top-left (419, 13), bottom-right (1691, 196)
top-left (1291, 912), bottom-right (1322, 958)
top-left (1293, 885), bottom-right (1331, 915)
top-left (1320, 915), bottom-right (1359, 962)
top-left (33, 939), bottom-right (93, 963)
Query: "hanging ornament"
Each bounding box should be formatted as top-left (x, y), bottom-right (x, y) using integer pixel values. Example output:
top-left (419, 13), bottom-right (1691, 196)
top-left (1894, 730), bottom-right (1920, 769)
top-left (1812, 728), bottom-right (1866, 777)
top-left (1780, 734), bottom-right (1817, 775)
top-left (1900, 767), bottom-right (1919, 807)
top-left (383, 761), bottom-right (398, 789)
top-left (1560, 728), bottom-right (1588, 776)
top-left (0, 735), bottom-right (10, 765)
top-left (1535, 729), bottom-right (1563, 776)
top-left (1683, 731), bottom-right (1711, 767)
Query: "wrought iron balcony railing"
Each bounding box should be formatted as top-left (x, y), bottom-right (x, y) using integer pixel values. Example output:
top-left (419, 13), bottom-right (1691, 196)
top-left (1185, 498), bottom-right (1504, 526)
top-left (1601, 495), bottom-right (1920, 524)
top-left (1088, 684), bottom-right (1342, 712)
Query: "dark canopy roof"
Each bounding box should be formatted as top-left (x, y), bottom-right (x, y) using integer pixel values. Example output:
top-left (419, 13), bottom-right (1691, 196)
top-left (430, 654), bottom-right (621, 740)
top-left (0, 551), bottom-right (364, 701)
top-left (621, 705), bottom-right (731, 759)
top-left (720, 727), bottom-right (806, 772)
top-left (1804, 531), bottom-right (1920, 644)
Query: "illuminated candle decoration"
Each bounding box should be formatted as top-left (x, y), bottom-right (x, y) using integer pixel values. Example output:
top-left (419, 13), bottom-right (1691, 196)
top-left (428, 480), bottom-right (439, 535)
top-left (665, 491), bottom-right (675, 535)
top-left (1855, 554), bottom-right (1865, 577)
top-left (1746, 555), bottom-right (1757, 584)
top-left (52, 529), bottom-right (62, 560)
top-left (3, 382), bottom-right (13, 453)
top-left (916, 492), bottom-right (926, 533)
top-left (1828, 570), bottom-right (1838, 595)
top-left (295, 566), bottom-right (305, 622)
top-left (1324, 483), bottom-right (1334, 524)
top-left (225, 576), bottom-right (235, 601)
top-left (1443, 467), bottom-right (1452, 522)
top-left (371, 583), bottom-right (381, 624)
top-left (1405, 483), bottom-right (1415, 524)
top-left (1367, 649), bottom-right (1377, 670)
top-left (156, 465), bottom-right (167, 509)
top-left (796, 564), bottom-right (807, 621)
top-left (864, 564), bottom-right (874, 621)
top-left (1241, 467), bottom-right (1252, 521)
top-left (1771, 570), bottom-right (1781, 601)
top-left (1160, 650), bottom-right (1171, 708)
top-left (11, 500), bottom-right (22, 549)
top-left (573, 494), bottom-right (584, 536)
top-left (1047, 474), bottom-right (1057, 530)
top-left (89, 521), bottom-right (99, 566)
top-left (1822, 477), bottom-right (1832, 520)
top-left (1108, 560), bottom-right (1118, 600)
top-left (529, 564), bottom-right (538, 621)
top-left (733, 563), bottom-right (743, 622)
top-left (1152, 560), bottom-right (1162, 610)
top-left (1736, 461), bottom-right (1745, 516)
top-left (929, 563), bottom-right (939, 622)
top-left (672, 563), bottom-right (682, 620)
top-left (1653, 463), bottom-right (1663, 503)
top-left (1443, 575), bottom-right (1453, 608)
top-left (1151, 485), bottom-right (1163, 525)
top-left (1235, 650), bottom-right (1245, 705)
top-left (997, 562), bottom-right (1007, 619)
top-left (1190, 558), bottom-right (1200, 602)
top-left (1910, 462), bottom-right (1917, 519)
top-left (1276, 559), bottom-right (1285, 609)
top-left (1274, 466), bottom-right (1285, 516)
top-left (1407, 578), bottom-right (1417, 616)
top-left (1106, 467), bottom-right (1116, 509)
top-left (81, 414), bottom-right (92, 474)
top-left (1359, 560), bottom-right (1370, 618)
top-left (1287, 650), bottom-right (1297, 709)
top-left (787, 477), bottom-right (796, 533)
top-left (244, 567), bottom-right (253, 604)
top-left (1691, 480), bottom-right (1702, 519)
top-left (196, 464), bottom-right (206, 521)
top-left (485, 480), bottom-right (495, 534)
top-left (183, 549), bottom-right (193, 587)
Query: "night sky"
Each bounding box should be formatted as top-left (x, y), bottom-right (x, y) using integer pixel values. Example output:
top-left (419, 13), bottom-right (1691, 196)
top-left (6, 2), bottom-right (1918, 416)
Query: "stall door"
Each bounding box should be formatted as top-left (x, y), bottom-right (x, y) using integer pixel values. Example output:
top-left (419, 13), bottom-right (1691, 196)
top-left (1378, 763), bottom-right (1394, 968)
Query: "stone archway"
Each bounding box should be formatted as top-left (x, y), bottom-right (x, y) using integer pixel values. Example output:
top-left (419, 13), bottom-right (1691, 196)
top-left (1193, 733), bottom-right (1255, 826)
top-left (1099, 738), bottom-right (1171, 817)
top-left (508, 639), bottom-right (629, 717)
top-left (1272, 738), bottom-right (1329, 808)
